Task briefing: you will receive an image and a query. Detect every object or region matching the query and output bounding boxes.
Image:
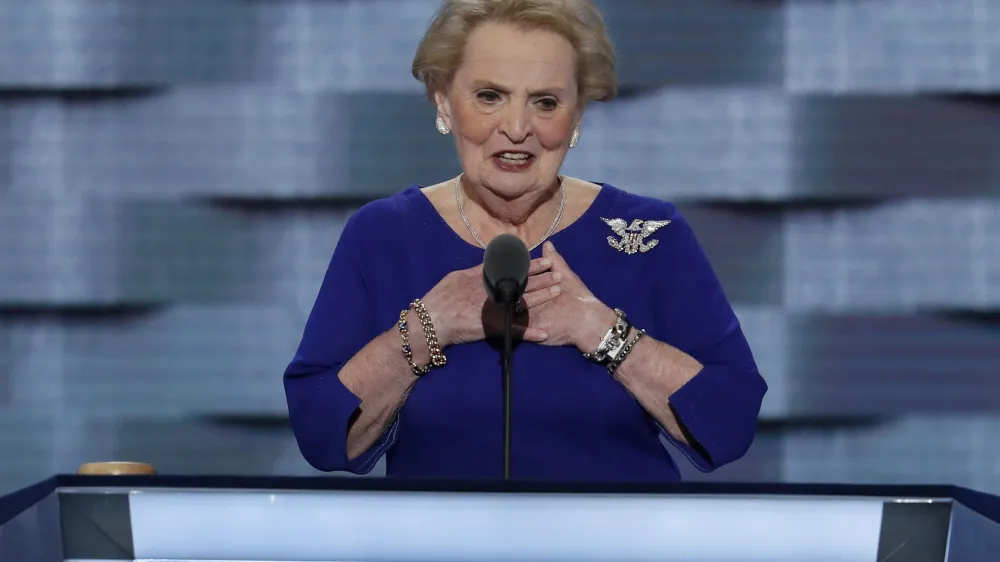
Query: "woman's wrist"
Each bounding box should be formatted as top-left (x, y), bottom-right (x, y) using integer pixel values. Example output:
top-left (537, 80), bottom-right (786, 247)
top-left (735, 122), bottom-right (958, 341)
top-left (419, 298), bottom-right (454, 349)
top-left (401, 309), bottom-right (432, 362)
top-left (575, 303), bottom-right (619, 354)
top-left (398, 299), bottom-right (448, 376)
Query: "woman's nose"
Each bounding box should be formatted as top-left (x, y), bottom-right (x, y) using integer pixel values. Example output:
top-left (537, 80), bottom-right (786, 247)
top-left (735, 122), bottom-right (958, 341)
top-left (497, 104), bottom-right (530, 143)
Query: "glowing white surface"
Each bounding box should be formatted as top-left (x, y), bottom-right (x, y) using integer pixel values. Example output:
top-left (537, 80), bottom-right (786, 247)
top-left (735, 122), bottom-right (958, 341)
top-left (129, 490), bottom-right (884, 562)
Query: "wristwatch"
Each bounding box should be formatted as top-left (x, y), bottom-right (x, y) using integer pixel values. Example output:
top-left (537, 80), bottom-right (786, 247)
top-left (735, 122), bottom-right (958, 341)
top-left (583, 308), bottom-right (631, 367)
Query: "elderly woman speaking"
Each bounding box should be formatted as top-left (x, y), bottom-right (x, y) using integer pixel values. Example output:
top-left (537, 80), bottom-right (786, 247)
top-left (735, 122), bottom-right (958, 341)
top-left (284, 0), bottom-right (767, 481)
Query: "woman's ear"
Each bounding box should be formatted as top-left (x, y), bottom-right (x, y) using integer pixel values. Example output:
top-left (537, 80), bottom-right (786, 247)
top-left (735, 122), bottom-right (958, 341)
top-left (434, 91), bottom-right (453, 131)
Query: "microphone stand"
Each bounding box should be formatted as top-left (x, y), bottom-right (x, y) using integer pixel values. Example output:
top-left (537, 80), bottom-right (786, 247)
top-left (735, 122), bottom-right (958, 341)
top-left (501, 299), bottom-right (514, 480)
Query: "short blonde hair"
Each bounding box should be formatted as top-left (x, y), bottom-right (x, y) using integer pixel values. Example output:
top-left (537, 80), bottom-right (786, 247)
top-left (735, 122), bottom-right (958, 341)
top-left (412, 0), bottom-right (617, 103)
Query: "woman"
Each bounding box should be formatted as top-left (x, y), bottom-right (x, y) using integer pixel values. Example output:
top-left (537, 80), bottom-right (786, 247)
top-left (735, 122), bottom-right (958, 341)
top-left (284, 0), bottom-right (767, 481)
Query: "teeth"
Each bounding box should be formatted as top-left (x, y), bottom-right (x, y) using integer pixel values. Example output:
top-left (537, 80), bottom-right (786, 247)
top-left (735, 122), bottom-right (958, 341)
top-left (499, 153), bottom-right (530, 160)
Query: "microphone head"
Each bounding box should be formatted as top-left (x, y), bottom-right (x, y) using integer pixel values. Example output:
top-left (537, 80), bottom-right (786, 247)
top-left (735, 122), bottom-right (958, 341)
top-left (483, 234), bottom-right (530, 305)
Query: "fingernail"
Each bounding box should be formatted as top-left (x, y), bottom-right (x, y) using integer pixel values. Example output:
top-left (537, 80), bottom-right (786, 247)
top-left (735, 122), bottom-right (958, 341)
top-left (539, 331), bottom-right (548, 340)
top-left (551, 285), bottom-right (561, 295)
top-left (544, 241), bottom-right (555, 251)
top-left (539, 258), bottom-right (551, 267)
top-left (553, 272), bottom-right (563, 281)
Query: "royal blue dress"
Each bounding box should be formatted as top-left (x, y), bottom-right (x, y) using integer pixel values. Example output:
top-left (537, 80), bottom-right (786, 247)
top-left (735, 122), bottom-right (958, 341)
top-left (284, 183), bottom-right (767, 481)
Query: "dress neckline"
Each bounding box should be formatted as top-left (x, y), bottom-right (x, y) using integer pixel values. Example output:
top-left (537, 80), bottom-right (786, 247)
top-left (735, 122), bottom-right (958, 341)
top-left (405, 181), bottom-right (620, 256)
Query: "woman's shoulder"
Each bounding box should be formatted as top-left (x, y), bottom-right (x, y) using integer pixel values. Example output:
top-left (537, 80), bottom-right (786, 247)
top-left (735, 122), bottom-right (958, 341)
top-left (343, 184), bottom-right (431, 235)
top-left (598, 182), bottom-right (682, 222)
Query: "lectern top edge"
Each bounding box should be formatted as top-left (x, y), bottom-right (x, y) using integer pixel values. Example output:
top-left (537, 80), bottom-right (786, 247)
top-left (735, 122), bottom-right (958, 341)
top-left (50, 474), bottom-right (972, 498)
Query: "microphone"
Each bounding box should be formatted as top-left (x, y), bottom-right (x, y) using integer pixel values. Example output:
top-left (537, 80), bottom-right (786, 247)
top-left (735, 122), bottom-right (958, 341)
top-left (482, 234), bottom-right (529, 480)
top-left (483, 233), bottom-right (530, 305)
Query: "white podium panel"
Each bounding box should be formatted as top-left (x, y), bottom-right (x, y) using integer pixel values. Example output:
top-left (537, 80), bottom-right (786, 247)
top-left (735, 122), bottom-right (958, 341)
top-left (128, 490), bottom-right (885, 562)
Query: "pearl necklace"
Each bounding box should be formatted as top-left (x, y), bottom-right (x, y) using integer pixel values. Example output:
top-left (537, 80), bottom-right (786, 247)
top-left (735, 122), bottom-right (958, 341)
top-left (454, 175), bottom-right (566, 251)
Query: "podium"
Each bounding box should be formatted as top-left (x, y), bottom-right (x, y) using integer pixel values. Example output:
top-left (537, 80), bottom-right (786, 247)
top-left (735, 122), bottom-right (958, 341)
top-left (2, 474), bottom-right (999, 561)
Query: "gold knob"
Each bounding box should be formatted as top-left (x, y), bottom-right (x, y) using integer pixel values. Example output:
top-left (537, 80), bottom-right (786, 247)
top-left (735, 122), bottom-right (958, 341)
top-left (76, 462), bottom-right (157, 476)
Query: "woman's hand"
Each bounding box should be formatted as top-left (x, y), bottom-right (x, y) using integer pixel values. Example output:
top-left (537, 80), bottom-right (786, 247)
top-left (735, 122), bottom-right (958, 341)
top-left (421, 257), bottom-right (560, 347)
top-left (520, 242), bottom-right (617, 353)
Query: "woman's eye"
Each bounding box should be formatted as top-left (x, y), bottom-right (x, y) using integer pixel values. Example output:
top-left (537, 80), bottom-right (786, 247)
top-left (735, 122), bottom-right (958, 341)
top-left (477, 91), bottom-right (501, 103)
top-left (537, 98), bottom-right (558, 111)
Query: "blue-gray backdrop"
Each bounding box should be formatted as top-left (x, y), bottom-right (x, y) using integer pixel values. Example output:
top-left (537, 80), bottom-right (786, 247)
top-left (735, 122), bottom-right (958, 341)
top-left (1, 0), bottom-right (999, 494)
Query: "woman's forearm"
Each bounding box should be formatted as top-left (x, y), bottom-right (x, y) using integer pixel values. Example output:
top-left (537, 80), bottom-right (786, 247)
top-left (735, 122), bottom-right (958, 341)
top-left (612, 333), bottom-right (703, 444)
top-left (338, 311), bottom-right (427, 460)
top-left (576, 306), bottom-right (702, 444)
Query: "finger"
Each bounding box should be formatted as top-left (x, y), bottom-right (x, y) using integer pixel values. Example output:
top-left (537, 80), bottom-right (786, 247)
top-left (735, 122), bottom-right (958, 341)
top-left (513, 320), bottom-right (548, 342)
top-left (525, 270), bottom-right (563, 293)
top-left (527, 257), bottom-right (553, 275)
top-left (543, 241), bottom-right (579, 279)
top-left (543, 241), bottom-right (565, 268)
top-left (519, 327), bottom-right (549, 342)
top-left (521, 284), bottom-right (562, 309)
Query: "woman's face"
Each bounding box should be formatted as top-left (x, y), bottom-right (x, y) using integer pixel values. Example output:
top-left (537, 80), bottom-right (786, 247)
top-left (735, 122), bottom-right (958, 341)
top-left (437, 22), bottom-right (581, 201)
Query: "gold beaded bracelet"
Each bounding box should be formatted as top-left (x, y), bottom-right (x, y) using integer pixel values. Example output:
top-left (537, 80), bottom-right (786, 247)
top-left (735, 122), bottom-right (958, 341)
top-left (398, 298), bottom-right (447, 376)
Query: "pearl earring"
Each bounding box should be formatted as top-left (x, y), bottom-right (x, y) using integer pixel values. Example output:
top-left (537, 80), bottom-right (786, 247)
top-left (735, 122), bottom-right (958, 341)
top-left (436, 117), bottom-right (451, 135)
top-left (569, 126), bottom-right (580, 148)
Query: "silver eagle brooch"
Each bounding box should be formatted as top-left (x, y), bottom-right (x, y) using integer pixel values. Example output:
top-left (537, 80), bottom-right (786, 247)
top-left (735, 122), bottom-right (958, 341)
top-left (600, 217), bottom-right (672, 254)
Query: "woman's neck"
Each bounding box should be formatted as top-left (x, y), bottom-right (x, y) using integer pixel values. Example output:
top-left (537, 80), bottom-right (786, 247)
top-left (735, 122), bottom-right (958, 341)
top-left (459, 175), bottom-right (563, 243)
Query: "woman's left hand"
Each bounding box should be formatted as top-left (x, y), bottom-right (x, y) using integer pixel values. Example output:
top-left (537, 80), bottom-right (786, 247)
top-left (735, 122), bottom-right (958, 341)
top-left (519, 241), bottom-right (617, 353)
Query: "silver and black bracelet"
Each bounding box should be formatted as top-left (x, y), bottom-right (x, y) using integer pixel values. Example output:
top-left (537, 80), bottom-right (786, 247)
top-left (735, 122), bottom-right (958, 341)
top-left (607, 329), bottom-right (646, 374)
top-left (583, 308), bottom-right (640, 373)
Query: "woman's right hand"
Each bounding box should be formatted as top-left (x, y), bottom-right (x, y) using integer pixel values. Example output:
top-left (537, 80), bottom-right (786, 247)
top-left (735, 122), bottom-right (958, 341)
top-left (421, 257), bottom-right (560, 347)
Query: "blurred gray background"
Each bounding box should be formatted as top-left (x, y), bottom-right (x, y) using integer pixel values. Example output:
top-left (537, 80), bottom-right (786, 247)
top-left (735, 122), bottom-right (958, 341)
top-left (1, 0), bottom-right (999, 494)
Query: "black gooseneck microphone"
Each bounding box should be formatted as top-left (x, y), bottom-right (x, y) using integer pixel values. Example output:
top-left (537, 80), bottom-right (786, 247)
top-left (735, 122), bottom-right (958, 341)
top-left (482, 233), bottom-right (530, 480)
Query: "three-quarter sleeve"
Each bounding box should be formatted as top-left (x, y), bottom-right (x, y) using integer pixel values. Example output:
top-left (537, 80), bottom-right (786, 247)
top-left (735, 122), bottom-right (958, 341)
top-left (283, 213), bottom-right (398, 474)
top-left (652, 210), bottom-right (768, 472)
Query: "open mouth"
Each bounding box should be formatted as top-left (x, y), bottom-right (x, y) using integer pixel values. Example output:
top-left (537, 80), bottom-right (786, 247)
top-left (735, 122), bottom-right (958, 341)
top-left (491, 151), bottom-right (535, 172)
